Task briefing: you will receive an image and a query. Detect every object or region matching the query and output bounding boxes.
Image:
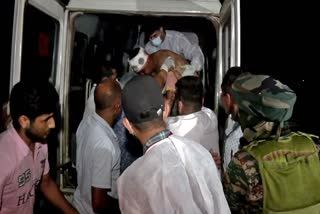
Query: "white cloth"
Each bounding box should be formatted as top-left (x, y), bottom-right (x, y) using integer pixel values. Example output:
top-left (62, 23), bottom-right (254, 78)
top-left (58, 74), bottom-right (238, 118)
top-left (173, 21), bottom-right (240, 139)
top-left (73, 112), bottom-right (120, 214)
top-left (82, 85), bottom-right (96, 120)
top-left (117, 135), bottom-right (230, 214)
top-left (145, 30), bottom-right (204, 71)
top-left (167, 107), bottom-right (219, 153)
top-left (75, 15), bottom-right (99, 39)
top-left (181, 64), bottom-right (197, 77)
top-left (223, 118), bottom-right (242, 170)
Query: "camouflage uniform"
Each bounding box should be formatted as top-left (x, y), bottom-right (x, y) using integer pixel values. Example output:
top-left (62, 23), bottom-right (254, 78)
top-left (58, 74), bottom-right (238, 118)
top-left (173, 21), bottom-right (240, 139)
top-left (224, 74), bottom-right (298, 213)
top-left (224, 149), bottom-right (263, 213)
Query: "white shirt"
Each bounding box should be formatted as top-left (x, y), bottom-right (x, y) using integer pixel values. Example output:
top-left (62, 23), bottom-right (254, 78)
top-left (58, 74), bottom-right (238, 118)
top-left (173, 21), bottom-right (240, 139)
top-left (145, 30), bottom-right (204, 71)
top-left (117, 135), bottom-right (230, 214)
top-left (73, 112), bottom-right (120, 214)
top-left (82, 85), bottom-right (96, 120)
top-left (223, 118), bottom-right (242, 170)
top-left (167, 107), bottom-right (219, 154)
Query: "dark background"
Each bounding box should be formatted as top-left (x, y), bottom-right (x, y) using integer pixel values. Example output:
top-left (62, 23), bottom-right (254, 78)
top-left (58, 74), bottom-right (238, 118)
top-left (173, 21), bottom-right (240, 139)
top-left (240, 1), bottom-right (319, 135)
top-left (1, 0), bottom-right (14, 106)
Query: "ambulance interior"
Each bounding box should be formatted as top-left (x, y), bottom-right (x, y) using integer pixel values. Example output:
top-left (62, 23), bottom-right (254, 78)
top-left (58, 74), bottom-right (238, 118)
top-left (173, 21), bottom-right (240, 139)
top-left (11, 2), bottom-right (320, 208)
top-left (19, 4), bottom-right (222, 192)
top-left (67, 13), bottom-right (218, 188)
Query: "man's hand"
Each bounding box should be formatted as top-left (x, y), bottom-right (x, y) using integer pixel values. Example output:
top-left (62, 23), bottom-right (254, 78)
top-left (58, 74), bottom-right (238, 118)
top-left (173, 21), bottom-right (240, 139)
top-left (92, 187), bottom-right (119, 213)
top-left (209, 149), bottom-right (221, 169)
top-left (163, 91), bottom-right (175, 120)
top-left (164, 71), bottom-right (178, 92)
top-left (40, 174), bottom-right (79, 214)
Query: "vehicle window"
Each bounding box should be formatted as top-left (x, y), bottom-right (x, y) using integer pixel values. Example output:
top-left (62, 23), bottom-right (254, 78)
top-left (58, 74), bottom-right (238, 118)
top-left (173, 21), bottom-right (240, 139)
top-left (20, 4), bottom-right (59, 84)
top-left (222, 18), bottom-right (231, 72)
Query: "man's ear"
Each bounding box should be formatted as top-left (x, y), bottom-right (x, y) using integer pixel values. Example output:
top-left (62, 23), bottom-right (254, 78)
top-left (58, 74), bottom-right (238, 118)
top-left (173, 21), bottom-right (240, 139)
top-left (231, 103), bottom-right (240, 121)
top-left (122, 117), bottom-right (135, 135)
top-left (223, 93), bottom-right (232, 114)
top-left (18, 115), bottom-right (30, 129)
top-left (163, 100), bottom-right (170, 121)
top-left (113, 99), bottom-right (121, 113)
top-left (178, 101), bottom-right (183, 114)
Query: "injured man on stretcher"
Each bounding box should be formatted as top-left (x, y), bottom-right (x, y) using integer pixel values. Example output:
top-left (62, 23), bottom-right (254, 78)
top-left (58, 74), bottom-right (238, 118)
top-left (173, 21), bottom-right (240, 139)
top-left (128, 47), bottom-right (199, 117)
top-left (128, 47), bottom-right (199, 86)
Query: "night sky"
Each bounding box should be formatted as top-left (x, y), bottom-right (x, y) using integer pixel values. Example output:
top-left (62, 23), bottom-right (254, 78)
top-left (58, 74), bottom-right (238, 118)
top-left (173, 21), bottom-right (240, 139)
top-left (240, 1), bottom-right (319, 135)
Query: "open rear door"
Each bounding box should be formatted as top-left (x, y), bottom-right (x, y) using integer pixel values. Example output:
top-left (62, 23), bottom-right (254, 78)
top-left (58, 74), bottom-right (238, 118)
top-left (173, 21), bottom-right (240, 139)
top-left (216, 0), bottom-right (241, 175)
top-left (214, 0), bottom-right (240, 110)
top-left (10, 0), bottom-right (68, 189)
top-left (218, 0), bottom-right (241, 72)
top-left (10, 0), bottom-right (65, 89)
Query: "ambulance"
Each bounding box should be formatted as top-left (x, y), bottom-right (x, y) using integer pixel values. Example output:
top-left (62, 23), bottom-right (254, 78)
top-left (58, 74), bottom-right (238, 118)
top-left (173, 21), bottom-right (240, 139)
top-left (9, 0), bottom-right (240, 193)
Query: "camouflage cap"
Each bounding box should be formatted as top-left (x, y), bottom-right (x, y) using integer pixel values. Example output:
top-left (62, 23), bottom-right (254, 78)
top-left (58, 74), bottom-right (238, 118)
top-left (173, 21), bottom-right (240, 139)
top-left (232, 74), bottom-right (296, 123)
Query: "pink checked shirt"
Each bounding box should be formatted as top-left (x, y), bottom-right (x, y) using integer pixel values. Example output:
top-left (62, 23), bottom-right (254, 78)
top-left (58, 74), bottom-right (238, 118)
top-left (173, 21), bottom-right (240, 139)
top-left (0, 126), bottom-right (49, 214)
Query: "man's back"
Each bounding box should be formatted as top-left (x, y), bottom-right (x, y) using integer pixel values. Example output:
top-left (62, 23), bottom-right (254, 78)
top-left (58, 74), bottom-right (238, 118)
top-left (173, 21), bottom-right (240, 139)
top-left (167, 107), bottom-right (219, 152)
top-left (117, 135), bottom-right (230, 214)
top-left (74, 112), bottom-right (120, 213)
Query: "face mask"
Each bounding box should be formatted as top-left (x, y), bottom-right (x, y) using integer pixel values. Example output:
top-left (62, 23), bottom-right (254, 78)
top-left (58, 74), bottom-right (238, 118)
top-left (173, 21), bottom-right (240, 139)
top-left (151, 35), bottom-right (162, 47)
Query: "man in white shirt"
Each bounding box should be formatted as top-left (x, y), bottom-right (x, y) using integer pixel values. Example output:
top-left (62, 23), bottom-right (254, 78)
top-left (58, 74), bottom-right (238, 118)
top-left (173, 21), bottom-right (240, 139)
top-left (83, 61), bottom-right (118, 119)
top-left (118, 75), bottom-right (230, 214)
top-left (219, 67), bottom-right (246, 171)
top-left (166, 76), bottom-right (220, 154)
top-left (81, 62), bottom-right (140, 173)
top-left (144, 24), bottom-right (204, 72)
top-left (73, 78), bottom-right (122, 213)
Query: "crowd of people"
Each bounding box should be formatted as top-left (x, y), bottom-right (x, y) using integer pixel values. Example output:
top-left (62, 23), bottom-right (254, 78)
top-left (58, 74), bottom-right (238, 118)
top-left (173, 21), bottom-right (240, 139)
top-left (1, 23), bottom-right (320, 214)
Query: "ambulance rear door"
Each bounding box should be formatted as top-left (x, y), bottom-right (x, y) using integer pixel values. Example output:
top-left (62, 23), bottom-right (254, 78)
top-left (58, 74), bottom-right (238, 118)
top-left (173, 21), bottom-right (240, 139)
top-left (215, 0), bottom-right (241, 111)
top-left (10, 0), bottom-right (68, 189)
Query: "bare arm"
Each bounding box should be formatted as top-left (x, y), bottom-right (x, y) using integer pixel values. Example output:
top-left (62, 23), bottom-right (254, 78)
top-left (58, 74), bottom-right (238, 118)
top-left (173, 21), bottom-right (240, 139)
top-left (210, 149), bottom-right (221, 169)
top-left (153, 71), bottom-right (167, 89)
top-left (40, 174), bottom-right (78, 214)
top-left (91, 186), bottom-right (119, 213)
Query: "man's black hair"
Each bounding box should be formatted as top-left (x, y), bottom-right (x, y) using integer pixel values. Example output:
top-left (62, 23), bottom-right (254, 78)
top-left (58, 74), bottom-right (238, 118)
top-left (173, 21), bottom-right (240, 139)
top-left (94, 79), bottom-right (122, 111)
top-left (144, 21), bottom-right (165, 38)
top-left (176, 76), bottom-right (203, 110)
top-left (10, 81), bottom-right (58, 129)
top-left (221, 66), bottom-right (246, 94)
top-left (92, 60), bottom-right (115, 84)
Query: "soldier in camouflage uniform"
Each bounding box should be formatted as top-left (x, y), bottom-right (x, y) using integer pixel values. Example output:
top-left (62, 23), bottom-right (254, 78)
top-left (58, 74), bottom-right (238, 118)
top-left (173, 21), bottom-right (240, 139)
top-left (224, 74), bottom-right (320, 213)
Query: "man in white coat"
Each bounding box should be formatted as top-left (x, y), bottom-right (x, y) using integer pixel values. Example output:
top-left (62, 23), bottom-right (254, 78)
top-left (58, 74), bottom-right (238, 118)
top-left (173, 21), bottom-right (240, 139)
top-left (166, 76), bottom-right (219, 154)
top-left (118, 75), bottom-right (230, 214)
top-left (144, 24), bottom-right (204, 73)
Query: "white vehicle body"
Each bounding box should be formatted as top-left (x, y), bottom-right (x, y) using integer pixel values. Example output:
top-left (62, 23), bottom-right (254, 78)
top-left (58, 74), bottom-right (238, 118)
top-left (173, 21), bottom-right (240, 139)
top-left (10, 0), bottom-right (240, 192)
